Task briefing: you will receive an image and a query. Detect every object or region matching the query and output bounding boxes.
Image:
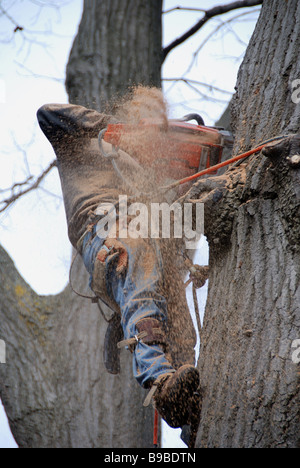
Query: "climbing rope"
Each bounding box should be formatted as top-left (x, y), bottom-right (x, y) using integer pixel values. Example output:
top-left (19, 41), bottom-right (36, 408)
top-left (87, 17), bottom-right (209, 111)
top-left (185, 264), bottom-right (210, 341)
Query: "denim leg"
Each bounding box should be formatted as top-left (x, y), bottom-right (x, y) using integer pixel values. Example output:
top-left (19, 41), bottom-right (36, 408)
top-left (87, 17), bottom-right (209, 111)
top-left (82, 233), bottom-right (175, 388)
top-left (108, 237), bottom-right (175, 387)
top-left (81, 230), bottom-right (104, 276)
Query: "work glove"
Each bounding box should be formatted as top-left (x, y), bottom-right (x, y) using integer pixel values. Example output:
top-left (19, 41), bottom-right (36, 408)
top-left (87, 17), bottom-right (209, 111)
top-left (97, 238), bottom-right (128, 275)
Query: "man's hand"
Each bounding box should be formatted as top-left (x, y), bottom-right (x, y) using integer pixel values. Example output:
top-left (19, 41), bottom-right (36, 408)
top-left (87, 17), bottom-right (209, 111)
top-left (97, 238), bottom-right (128, 275)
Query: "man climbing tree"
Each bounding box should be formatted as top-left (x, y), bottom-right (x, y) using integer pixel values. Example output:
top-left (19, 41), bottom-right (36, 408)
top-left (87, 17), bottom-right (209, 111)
top-left (2, 0), bottom-right (299, 449)
top-left (36, 79), bottom-right (223, 446)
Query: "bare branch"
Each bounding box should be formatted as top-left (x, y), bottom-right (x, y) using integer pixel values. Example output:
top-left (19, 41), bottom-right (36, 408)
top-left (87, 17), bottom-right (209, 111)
top-left (15, 62), bottom-right (64, 83)
top-left (162, 0), bottom-right (263, 60)
top-left (0, 161), bottom-right (57, 214)
top-left (0, 1), bottom-right (73, 47)
top-left (163, 7), bottom-right (206, 14)
top-left (0, 4), bottom-right (23, 31)
top-left (163, 78), bottom-right (233, 96)
top-left (183, 8), bottom-right (260, 76)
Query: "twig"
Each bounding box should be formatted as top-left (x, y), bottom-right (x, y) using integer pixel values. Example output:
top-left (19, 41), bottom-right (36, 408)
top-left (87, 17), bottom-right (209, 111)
top-left (163, 78), bottom-right (233, 96)
top-left (162, 0), bottom-right (263, 60)
top-left (163, 7), bottom-right (206, 14)
top-left (164, 78), bottom-right (232, 105)
top-left (0, 4), bottom-right (24, 31)
top-left (15, 62), bottom-right (64, 83)
top-left (184, 9), bottom-right (260, 76)
top-left (0, 161), bottom-right (57, 214)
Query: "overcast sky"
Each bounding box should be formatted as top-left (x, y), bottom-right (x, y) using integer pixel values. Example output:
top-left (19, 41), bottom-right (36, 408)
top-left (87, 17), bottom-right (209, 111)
top-left (0, 0), bottom-right (260, 449)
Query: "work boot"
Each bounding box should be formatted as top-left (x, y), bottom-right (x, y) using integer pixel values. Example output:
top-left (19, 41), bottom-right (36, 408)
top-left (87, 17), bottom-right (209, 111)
top-left (152, 365), bottom-right (200, 429)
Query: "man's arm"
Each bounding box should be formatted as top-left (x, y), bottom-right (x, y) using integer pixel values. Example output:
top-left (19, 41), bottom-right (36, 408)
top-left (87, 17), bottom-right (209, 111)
top-left (37, 103), bottom-right (114, 148)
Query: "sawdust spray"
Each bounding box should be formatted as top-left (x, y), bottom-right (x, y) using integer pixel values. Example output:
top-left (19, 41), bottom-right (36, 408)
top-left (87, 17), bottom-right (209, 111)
top-left (111, 86), bottom-right (197, 370)
top-left (113, 86), bottom-right (171, 173)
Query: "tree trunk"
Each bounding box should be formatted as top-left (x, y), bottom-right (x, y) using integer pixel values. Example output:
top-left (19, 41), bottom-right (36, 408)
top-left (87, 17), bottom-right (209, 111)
top-left (0, 0), bottom-right (163, 448)
top-left (195, 0), bottom-right (300, 448)
top-left (66, 0), bottom-right (163, 111)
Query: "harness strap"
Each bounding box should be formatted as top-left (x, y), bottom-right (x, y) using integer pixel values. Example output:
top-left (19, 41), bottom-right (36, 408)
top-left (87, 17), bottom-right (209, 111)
top-left (117, 331), bottom-right (148, 351)
top-left (117, 318), bottom-right (167, 353)
top-left (143, 372), bottom-right (175, 408)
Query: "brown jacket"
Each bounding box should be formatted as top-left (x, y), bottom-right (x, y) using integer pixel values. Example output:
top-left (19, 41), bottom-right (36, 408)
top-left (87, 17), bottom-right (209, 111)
top-left (37, 103), bottom-right (152, 247)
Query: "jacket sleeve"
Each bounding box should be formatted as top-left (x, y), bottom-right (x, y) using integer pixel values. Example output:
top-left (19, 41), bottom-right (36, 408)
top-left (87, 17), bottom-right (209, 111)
top-left (37, 103), bottom-right (114, 148)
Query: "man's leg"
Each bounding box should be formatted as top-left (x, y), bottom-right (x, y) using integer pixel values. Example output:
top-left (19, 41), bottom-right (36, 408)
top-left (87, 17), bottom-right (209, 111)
top-left (82, 231), bottom-right (200, 428)
top-left (100, 236), bottom-right (175, 388)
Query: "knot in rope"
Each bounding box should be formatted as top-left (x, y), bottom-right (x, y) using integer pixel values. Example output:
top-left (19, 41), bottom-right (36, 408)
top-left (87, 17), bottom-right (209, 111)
top-left (185, 265), bottom-right (210, 289)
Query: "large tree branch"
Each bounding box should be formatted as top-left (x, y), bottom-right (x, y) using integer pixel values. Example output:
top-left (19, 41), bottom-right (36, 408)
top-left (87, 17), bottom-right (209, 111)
top-left (0, 240), bottom-right (155, 448)
top-left (162, 0), bottom-right (263, 60)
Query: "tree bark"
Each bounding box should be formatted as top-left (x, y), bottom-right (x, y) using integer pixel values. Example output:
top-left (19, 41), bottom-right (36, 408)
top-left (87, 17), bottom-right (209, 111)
top-left (66, 0), bottom-right (163, 111)
top-left (231, 0), bottom-right (300, 150)
top-left (194, 0), bottom-right (300, 448)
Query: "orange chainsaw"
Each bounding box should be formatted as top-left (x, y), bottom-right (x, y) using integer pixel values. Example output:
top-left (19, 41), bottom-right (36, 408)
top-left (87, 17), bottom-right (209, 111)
top-left (102, 114), bottom-right (233, 184)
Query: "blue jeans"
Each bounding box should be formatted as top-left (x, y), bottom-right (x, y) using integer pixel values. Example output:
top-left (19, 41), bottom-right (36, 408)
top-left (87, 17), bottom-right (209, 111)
top-left (82, 230), bottom-right (175, 388)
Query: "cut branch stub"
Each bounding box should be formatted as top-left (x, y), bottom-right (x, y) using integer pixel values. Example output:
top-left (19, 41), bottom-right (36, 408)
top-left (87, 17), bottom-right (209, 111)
top-left (263, 134), bottom-right (300, 169)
